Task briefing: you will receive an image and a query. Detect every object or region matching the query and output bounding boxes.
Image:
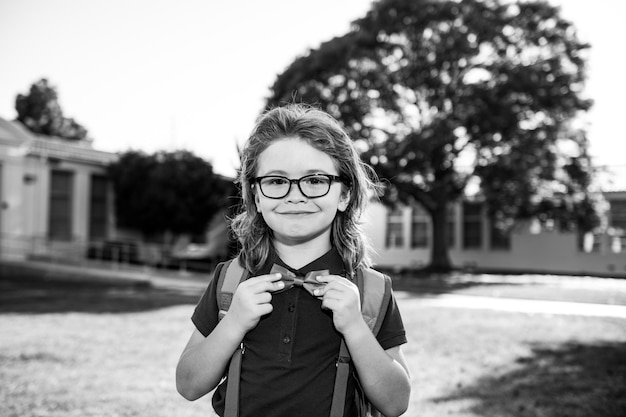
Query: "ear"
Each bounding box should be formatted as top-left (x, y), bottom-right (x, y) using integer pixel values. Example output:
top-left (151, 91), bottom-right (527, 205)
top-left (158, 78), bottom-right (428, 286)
top-left (254, 188), bottom-right (262, 212)
top-left (337, 189), bottom-right (351, 212)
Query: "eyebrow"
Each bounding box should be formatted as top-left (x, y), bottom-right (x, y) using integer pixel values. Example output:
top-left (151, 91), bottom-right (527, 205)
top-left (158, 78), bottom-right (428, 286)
top-left (259, 169), bottom-right (336, 177)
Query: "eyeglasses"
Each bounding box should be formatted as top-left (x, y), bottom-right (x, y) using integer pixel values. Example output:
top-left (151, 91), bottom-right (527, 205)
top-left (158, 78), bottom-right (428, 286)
top-left (253, 174), bottom-right (349, 199)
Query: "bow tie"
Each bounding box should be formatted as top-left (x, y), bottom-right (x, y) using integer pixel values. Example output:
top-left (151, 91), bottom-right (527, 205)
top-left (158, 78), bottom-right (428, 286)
top-left (270, 264), bottom-right (329, 298)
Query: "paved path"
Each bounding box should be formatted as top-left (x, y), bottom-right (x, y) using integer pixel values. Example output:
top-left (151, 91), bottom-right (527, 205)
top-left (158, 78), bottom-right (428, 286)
top-left (397, 292), bottom-right (626, 319)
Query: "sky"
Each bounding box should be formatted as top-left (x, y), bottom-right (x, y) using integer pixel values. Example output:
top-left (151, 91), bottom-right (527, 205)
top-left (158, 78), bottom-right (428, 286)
top-left (1, 0), bottom-right (624, 183)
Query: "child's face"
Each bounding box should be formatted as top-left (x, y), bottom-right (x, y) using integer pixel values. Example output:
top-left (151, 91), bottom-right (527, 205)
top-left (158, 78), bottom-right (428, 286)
top-left (254, 137), bottom-right (350, 247)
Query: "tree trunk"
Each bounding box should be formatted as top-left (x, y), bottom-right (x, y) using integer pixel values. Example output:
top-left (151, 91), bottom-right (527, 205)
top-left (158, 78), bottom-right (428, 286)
top-left (429, 201), bottom-right (453, 273)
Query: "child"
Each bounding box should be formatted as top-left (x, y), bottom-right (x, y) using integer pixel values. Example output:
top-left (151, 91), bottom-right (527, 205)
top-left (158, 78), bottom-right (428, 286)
top-left (176, 104), bottom-right (411, 417)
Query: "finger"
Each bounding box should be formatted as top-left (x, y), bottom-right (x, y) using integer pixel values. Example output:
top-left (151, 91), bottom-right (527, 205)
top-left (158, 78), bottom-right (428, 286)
top-left (314, 277), bottom-right (350, 294)
top-left (312, 279), bottom-right (335, 297)
top-left (248, 273), bottom-right (285, 293)
top-left (255, 291), bottom-right (272, 305)
top-left (315, 274), bottom-right (340, 284)
top-left (319, 287), bottom-right (348, 301)
top-left (314, 275), bottom-right (348, 295)
top-left (314, 284), bottom-right (343, 299)
top-left (257, 303), bottom-right (273, 316)
top-left (256, 272), bottom-right (284, 283)
top-left (321, 297), bottom-right (340, 312)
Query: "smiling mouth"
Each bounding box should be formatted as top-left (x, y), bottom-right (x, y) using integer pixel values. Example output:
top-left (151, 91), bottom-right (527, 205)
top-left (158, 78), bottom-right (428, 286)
top-left (278, 211), bottom-right (315, 215)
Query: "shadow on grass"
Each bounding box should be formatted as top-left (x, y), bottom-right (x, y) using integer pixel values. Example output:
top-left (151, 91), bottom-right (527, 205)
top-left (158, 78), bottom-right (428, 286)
top-left (0, 277), bottom-right (203, 314)
top-left (432, 341), bottom-right (626, 417)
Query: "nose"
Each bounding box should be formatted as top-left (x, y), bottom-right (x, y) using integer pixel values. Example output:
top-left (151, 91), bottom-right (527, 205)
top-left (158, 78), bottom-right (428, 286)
top-left (285, 180), bottom-right (307, 202)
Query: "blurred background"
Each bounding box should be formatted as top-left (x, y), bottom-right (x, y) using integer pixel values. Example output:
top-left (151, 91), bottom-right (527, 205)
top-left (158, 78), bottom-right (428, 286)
top-left (1, 1), bottom-right (625, 416)
top-left (1, 0), bottom-right (625, 275)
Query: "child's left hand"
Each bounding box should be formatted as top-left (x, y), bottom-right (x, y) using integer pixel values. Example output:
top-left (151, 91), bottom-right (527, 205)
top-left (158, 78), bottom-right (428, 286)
top-left (314, 275), bottom-right (363, 336)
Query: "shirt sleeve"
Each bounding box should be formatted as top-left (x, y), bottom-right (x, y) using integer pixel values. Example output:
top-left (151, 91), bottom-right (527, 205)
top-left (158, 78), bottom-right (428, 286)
top-left (191, 262), bottom-right (224, 337)
top-left (375, 288), bottom-right (408, 350)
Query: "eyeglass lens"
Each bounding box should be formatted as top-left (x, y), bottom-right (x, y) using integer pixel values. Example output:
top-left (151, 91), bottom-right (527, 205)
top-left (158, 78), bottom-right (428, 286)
top-left (259, 175), bottom-right (332, 198)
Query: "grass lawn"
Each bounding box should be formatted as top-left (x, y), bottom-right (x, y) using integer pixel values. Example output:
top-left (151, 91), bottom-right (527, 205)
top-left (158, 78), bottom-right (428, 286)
top-left (1, 275), bottom-right (625, 416)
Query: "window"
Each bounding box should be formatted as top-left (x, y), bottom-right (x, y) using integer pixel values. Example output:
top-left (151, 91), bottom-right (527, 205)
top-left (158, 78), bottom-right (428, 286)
top-left (411, 204), bottom-right (429, 248)
top-left (608, 199), bottom-right (626, 253)
top-left (447, 204), bottom-right (456, 248)
top-left (609, 200), bottom-right (626, 232)
top-left (89, 175), bottom-right (109, 240)
top-left (462, 202), bottom-right (483, 249)
top-left (385, 208), bottom-right (404, 248)
top-left (48, 170), bottom-right (73, 241)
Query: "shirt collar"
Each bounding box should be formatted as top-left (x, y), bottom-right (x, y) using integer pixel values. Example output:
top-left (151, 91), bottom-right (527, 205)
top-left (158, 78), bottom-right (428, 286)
top-left (266, 246), bottom-right (346, 277)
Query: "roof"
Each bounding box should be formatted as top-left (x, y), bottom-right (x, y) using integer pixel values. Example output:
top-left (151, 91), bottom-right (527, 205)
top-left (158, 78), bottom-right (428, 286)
top-left (28, 136), bottom-right (118, 166)
top-left (0, 117), bottom-right (33, 145)
top-left (0, 115), bottom-right (118, 166)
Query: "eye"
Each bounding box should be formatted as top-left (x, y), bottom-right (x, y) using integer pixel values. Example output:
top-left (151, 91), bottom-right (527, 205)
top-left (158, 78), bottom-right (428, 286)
top-left (303, 175), bottom-right (330, 186)
top-left (264, 176), bottom-right (288, 186)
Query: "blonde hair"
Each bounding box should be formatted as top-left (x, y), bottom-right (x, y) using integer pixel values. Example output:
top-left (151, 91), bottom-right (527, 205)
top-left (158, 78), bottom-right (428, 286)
top-left (230, 104), bottom-right (381, 275)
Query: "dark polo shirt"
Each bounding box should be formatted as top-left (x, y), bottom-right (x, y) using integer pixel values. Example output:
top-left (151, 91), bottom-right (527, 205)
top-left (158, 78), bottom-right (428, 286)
top-left (191, 248), bottom-right (407, 417)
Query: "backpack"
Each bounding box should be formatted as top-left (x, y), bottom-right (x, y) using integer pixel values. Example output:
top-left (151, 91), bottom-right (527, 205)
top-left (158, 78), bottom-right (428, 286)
top-left (215, 256), bottom-right (392, 417)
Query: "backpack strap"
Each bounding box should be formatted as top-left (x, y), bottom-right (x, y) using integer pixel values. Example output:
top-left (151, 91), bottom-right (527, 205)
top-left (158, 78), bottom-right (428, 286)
top-left (329, 267), bottom-right (391, 417)
top-left (217, 256), bottom-right (247, 320)
top-left (224, 342), bottom-right (244, 417)
top-left (216, 256), bottom-right (248, 417)
top-left (358, 267), bottom-right (392, 335)
top-left (329, 339), bottom-right (351, 417)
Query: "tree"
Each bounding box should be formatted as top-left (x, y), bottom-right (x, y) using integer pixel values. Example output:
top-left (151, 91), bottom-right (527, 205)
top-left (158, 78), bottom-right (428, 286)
top-left (15, 78), bottom-right (89, 141)
top-left (107, 150), bottom-right (236, 242)
top-left (266, 0), bottom-right (599, 272)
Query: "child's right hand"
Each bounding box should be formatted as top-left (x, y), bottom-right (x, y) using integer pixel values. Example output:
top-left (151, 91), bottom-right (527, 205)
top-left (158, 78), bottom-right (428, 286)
top-left (224, 273), bottom-right (284, 334)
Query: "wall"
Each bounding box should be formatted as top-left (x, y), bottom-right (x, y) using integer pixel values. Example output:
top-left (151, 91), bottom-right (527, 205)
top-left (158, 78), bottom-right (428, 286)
top-left (0, 118), bottom-right (118, 261)
top-left (363, 201), bottom-right (626, 278)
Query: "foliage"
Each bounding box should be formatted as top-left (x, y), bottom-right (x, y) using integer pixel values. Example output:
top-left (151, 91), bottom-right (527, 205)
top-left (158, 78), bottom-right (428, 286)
top-left (107, 150), bottom-right (236, 239)
top-left (15, 78), bottom-right (89, 141)
top-left (266, 0), bottom-right (599, 270)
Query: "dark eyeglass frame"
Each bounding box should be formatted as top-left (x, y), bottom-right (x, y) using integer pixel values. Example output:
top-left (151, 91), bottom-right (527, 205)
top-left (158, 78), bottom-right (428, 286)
top-left (253, 174), bottom-right (350, 199)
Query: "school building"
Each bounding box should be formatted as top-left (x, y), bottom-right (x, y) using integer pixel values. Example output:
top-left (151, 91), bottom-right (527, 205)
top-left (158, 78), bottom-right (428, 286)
top-left (362, 192), bottom-right (626, 278)
top-left (0, 116), bottom-right (119, 262)
top-left (0, 116), bottom-right (230, 268)
top-left (1, 115), bottom-right (625, 277)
